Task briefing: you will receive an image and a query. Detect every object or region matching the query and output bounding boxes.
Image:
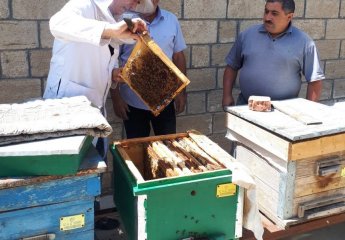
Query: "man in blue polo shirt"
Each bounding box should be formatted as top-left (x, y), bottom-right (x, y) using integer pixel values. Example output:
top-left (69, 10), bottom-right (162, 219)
top-left (222, 0), bottom-right (325, 107)
top-left (111, 0), bottom-right (187, 138)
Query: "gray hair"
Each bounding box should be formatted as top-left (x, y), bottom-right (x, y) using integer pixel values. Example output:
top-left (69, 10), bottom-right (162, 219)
top-left (266, 0), bottom-right (295, 13)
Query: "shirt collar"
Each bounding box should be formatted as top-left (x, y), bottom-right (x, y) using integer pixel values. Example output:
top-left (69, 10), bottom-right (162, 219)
top-left (149, 7), bottom-right (164, 25)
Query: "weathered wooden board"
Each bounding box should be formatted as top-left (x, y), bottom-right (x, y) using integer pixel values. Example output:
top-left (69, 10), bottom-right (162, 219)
top-left (0, 174), bottom-right (100, 212)
top-left (241, 212), bottom-right (345, 240)
top-left (293, 188), bottom-right (345, 218)
top-left (272, 100), bottom-right (323, 125)
top-left (294, 175), bottom-right (345, 198)
top-left (226, 113), bottom-right (291, 161)
top-left (290, 134), bottom-right (345, 161)
top-left (226, 98), bottom-right (345, 141)
top-left (235, 144), bottom-right (294, 221)
top-left (295, 152), bottom-right (345, 178)
top-left (227, 113), bottom-right (345, 161)
top-left (231, 135), bottom-right (345, 223)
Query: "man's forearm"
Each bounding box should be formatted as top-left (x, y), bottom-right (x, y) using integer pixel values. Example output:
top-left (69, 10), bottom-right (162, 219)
top-left (223, 65), bottom-right (237, 91)
top-left (307, 80), bottom-right (322, 102)
top-left (222, 65), bottom-right (238, 106)
top-left (173, 51), bottom-right (187, 94)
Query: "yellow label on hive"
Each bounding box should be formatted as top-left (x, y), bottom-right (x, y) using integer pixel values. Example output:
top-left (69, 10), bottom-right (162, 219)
top-left (216, 183), bottom-right (236, 198)
top-left (60, 214), bottom-right (85, 231)
top-left (341, 167), bottom-right (345, 178)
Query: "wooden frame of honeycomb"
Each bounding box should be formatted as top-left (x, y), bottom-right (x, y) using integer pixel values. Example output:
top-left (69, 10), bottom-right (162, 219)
top-left (121, 34), bottom-right (190, 116)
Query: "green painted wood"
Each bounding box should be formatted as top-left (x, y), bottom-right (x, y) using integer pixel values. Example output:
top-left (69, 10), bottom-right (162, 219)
top-left (134, 169), bottom-right (231, 194)
top-left (145, 175), bottom-right (238, 240)
top-left (112, 145), bottom-right (139, 240)
top-left (0, 136), bottom-right (92, 176)
top-left (111, 144), bottom-right (239, 240)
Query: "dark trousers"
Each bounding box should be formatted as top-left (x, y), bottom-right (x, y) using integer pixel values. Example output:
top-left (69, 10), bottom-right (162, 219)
top-left (124, 102), bottom-right (176, 139)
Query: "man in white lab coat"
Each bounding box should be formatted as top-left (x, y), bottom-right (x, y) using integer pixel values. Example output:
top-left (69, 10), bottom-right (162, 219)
top-left (43, 0), bottom-right (146, 111)
top-left (43, 0), bottom-right (147, 159)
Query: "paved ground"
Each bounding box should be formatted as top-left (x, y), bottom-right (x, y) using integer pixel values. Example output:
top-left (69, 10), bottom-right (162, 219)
top-left (281, 223), bottom-right (345, 240)
top-left (94, 210), bottom-right (345, 240)
top-left (95, 212), bottom-right (127, 240)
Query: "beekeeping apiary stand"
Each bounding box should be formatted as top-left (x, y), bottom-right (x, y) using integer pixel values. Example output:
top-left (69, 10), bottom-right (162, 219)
top-left (225, 98), bottom-right (345, 230)
top-left (0, 146), bottom-right (106, 239)
top-left (241, 211), bottom-right (345, 240)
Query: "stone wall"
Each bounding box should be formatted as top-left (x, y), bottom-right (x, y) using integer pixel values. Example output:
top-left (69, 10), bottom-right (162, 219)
top-left (1, 0), bottom-right (345, 150)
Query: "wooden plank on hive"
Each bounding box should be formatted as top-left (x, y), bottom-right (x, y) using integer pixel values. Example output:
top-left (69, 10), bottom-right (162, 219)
top-left (121, 34), bottom-right (190, 116)
top-left (294, 175), bottom-right (345, 198)
top-left (233, 136), bottom-right (296, 219)
top-left (290, 133), bottom-right (345, 161)
top-left (272, 101), bottom-right (323, 125)
top-left (226, 98), bottom-right (345, 142)
top-left (295, 152), bottom-right (345, 179)
top-left (254, 177), bottom-right (281, 227)
top-left (234, 144), bottom-right (294, 220)
top-left (293, 188), bottom-right (345, 217)
top-left (226, 113), bottom-right (291, 161)
top-left (297, 195), bottom-right (345, 218)
top-left (242, 212), bottom-right (345, 239)
top-left (235, 145), bottom-right (282, 196)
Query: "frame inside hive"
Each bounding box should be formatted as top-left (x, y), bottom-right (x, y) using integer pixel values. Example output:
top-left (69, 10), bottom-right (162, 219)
top-left (121, 34), bottom-right (190, 116)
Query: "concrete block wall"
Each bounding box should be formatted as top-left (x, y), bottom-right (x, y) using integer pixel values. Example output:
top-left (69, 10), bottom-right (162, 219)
top-left (1, 0), bottom-right (345, 150)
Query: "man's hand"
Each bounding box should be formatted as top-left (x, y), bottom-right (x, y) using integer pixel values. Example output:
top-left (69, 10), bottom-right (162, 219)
top-left (110, 85), bottom-right (129, 120)
top-left (175, 91), bottom-right (186, 114)
top-left (222, 94), bottom-right (235, 108)
top-left (112, 68), bottom-right (124, 83)
top-left (102, 18), bottom-right (147, 40)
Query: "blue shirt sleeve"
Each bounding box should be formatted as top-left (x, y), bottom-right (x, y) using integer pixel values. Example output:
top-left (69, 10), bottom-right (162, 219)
top-left (172, 16), bottom-right (187, 53)
top-left (303, 41), bottom-right (325, 82)
top-left (225, 33), bottom-right (243, 70)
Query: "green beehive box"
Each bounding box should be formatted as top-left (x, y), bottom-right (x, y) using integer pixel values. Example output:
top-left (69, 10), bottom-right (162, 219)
top-left (0, 135), bottom-right (92, 177)
top-left (111, 132), bottom-right (243, 240)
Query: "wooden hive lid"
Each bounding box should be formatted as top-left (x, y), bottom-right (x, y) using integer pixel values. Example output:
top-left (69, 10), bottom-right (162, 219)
top-left (121, 34), bottom-right (190, 116)
top-left (226, 98), bottom-right (345, 141)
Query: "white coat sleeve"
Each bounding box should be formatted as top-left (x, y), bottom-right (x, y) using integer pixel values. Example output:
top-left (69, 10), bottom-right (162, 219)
top-left (50, 0), bottom-right (109, 46)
